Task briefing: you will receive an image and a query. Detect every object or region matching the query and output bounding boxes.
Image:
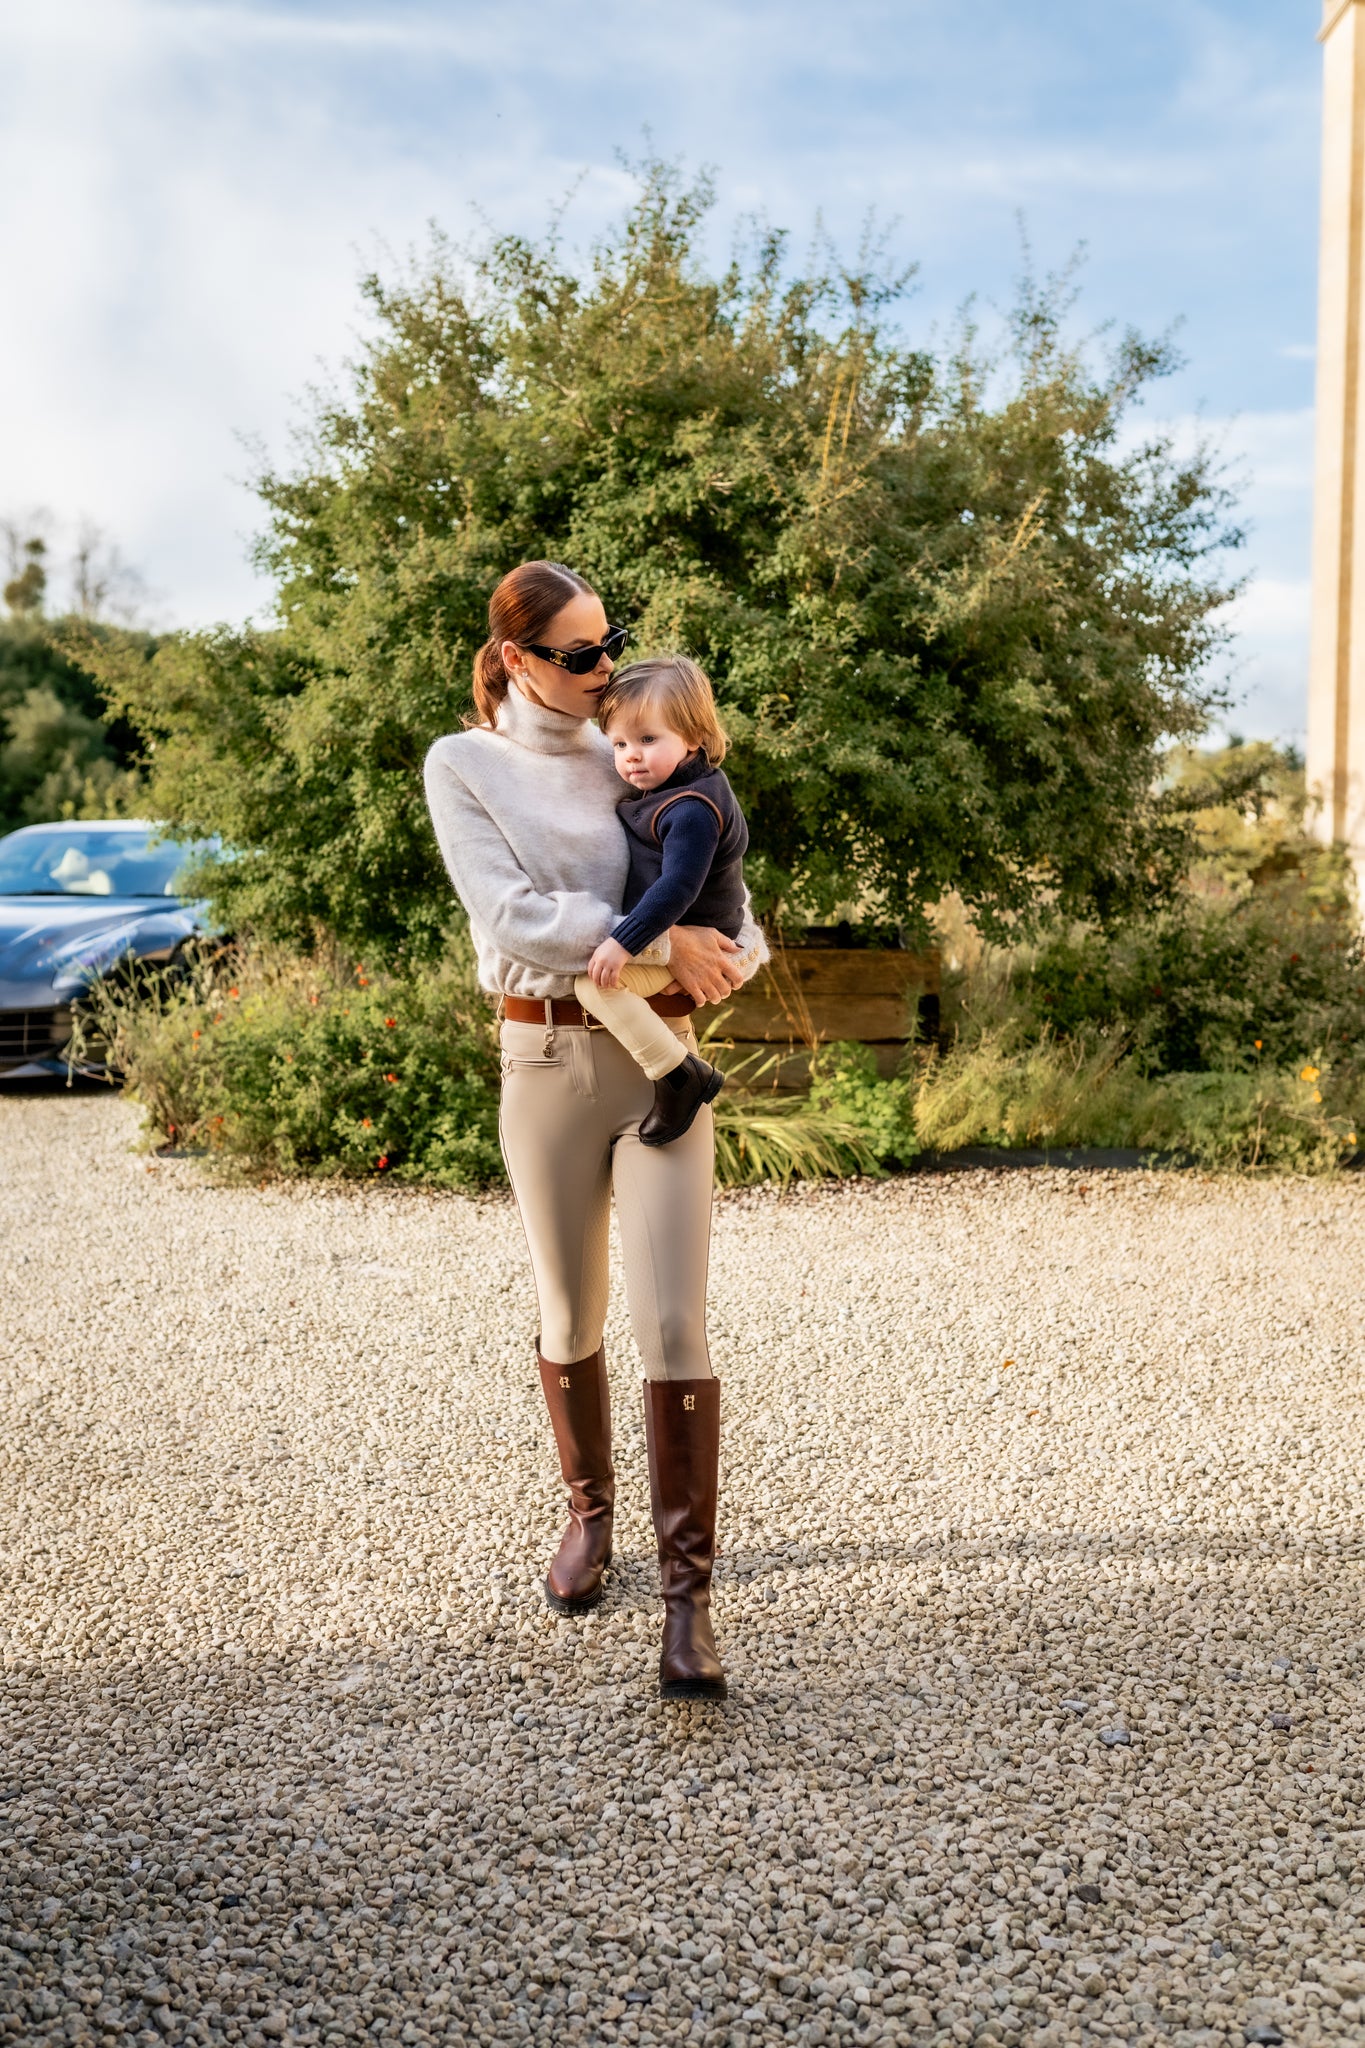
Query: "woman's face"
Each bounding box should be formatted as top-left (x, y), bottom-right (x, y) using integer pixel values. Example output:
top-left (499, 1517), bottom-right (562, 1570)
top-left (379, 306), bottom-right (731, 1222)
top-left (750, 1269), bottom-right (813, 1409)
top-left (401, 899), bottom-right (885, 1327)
top-left (503, 590), bottom-right (616, 720)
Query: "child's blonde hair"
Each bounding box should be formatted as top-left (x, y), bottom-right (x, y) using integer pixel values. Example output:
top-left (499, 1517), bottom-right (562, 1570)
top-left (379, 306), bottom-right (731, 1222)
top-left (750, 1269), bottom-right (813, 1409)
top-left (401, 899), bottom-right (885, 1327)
top-left (595, 654), bottom-right (728, 766)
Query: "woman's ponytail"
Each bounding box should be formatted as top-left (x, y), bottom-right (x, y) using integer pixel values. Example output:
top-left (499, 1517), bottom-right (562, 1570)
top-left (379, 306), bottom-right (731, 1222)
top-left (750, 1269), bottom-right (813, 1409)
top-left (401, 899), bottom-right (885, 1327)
top-left (466, 560), bottom-right (596, 728)
top-left (471, 636), bottom-right (510, 728)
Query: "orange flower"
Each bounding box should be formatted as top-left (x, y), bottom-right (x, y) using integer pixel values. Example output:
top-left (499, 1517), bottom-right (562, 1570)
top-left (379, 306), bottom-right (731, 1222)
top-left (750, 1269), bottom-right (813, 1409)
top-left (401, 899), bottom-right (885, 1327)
top-left (358, 976), bottom-right (369, 986)
top-left (309, 993), bottom-right (320, 1006)
top-left (1253, 1039), bottom-right (1262, 1050)
top-left (361, 1117), bottom-right (372, 1127)
top-left (1300, 1064), bottom-right (1320, 1083)
top-left (228, 988), bottom-right (240, 1000)
top-left (192, 1030), bottom-right (201, 1041)
top-left (384, 1071), bottom-right (398, 1083)
top-left (376, 1155), bottom-right (389, 1170)
top-left (384, 1017), bottom-right (397, 1029)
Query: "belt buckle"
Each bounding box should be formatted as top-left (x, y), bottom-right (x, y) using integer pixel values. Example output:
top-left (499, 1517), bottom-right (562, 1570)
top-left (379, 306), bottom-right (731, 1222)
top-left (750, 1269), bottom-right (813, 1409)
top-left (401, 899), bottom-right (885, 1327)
top-left (581, 1006), bottom-right (605, 1031)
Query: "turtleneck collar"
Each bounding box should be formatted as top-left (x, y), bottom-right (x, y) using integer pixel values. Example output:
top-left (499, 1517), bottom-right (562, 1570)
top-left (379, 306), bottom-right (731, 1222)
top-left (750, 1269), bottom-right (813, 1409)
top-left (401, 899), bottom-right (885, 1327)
top-left (495, 682), bottom-right (597, 756)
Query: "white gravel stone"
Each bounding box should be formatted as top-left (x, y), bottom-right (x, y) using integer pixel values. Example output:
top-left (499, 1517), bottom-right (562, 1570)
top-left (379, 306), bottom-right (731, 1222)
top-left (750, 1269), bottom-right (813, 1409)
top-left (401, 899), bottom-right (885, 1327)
top-left (1, 1089), bottom-right (1363, 2048)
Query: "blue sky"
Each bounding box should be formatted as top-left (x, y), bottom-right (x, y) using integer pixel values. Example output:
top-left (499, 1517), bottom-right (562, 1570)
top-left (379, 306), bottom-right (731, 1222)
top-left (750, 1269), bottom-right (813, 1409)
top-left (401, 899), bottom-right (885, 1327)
top-left (0, 0), bottom-right (1323, 739)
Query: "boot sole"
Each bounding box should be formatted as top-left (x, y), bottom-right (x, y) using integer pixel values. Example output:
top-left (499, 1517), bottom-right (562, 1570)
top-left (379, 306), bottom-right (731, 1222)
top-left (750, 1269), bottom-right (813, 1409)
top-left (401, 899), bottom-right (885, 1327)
top-left (543, 1548), bottom-right (612, 1614)
top-left (544, 1579), bottom-right (606, 1614)
top-left (659, 1675), bottom-right (728, 1700)
top-left (639, 1067), bottom-right (725, 1148)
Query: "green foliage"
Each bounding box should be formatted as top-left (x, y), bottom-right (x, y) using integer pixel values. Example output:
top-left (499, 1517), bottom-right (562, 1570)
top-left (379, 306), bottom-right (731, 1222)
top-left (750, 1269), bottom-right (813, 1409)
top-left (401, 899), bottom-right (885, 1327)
top-left (1010, 873), bottom-right (1365, 1077)
top-left (88, 921), bottom-right (1362, 1186)
top-left (4, 534), bottom-right (48, 617)
top-left (81, 940), bottom-right (504, 1191)
top-left (1163, 737), bottom-right (1321, 897)
top-left (808, 1040), bottom-right (920, 1166)
top-left (705, 1039), bottom-right (883, 1184)
top-left (89, 947), bottom-right (886, 1192)
top-left (0, 615), bottom-right (148, 831)
top-left (910, 1028), bottom-right (1361, 1172)
top-left (80, 163), bottom-right (1237, 958)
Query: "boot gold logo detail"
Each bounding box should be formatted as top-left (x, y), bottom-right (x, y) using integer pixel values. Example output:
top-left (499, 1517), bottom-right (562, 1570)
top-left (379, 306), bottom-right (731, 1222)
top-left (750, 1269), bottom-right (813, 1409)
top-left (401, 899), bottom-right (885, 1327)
top-left (558, 1376), bottom-right (571, 1389)
top-left (683, 1394), bottom-right (696, 1411)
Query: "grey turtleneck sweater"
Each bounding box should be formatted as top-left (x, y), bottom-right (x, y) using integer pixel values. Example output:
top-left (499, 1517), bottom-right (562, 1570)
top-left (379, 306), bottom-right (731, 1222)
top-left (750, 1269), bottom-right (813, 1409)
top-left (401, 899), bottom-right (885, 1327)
top-left (424, 685), bottom-right (668, 1000)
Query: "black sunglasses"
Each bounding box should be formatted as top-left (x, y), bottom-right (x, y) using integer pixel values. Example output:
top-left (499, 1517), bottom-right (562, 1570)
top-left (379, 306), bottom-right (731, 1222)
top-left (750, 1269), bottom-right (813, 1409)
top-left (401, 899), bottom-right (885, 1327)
top-left (520, 624), bottom-right (629, 676)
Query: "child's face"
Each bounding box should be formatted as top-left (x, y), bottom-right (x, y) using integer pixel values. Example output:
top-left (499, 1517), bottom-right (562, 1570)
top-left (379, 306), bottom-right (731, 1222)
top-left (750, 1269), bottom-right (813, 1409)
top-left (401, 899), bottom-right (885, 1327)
top-left (606, 709), bottom-right (693, 791)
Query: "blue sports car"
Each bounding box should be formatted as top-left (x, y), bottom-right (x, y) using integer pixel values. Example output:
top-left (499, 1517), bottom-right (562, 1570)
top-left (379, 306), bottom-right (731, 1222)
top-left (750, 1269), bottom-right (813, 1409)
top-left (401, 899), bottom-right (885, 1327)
top-left (0, 820), bottom-right (215, 1078)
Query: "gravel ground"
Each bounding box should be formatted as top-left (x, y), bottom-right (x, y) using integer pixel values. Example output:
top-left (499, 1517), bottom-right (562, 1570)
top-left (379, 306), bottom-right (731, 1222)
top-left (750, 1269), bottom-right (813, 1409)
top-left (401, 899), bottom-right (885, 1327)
top-left (2, 1090), bottom-right (1363, 2048)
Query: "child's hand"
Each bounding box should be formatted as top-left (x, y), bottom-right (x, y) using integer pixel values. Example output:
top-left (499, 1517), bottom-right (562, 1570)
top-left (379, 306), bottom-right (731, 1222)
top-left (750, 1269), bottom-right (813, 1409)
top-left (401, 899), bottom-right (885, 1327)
top-left (587, 937), bottom-right (631, 989)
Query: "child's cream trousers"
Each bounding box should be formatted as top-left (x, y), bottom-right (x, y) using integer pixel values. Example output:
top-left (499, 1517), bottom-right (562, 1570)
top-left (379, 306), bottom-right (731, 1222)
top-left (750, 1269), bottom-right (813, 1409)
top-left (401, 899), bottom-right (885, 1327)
top-left (573, 962), bottom-right (683, 1078)
top-left (574, 927), bottom-right (769, 1079)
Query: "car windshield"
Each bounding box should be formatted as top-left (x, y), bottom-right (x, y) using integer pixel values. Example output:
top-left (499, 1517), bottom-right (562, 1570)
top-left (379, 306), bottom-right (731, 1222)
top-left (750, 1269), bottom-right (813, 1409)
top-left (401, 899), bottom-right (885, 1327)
top-left (0, 826), bottom-right (206, 899)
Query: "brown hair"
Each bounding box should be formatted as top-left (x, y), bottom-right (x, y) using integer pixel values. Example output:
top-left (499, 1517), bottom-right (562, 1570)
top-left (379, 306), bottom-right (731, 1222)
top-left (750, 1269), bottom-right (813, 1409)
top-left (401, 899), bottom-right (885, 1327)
top-left (469, 560), bottom-right (595, 727)
top-left (595, 654), bottom-right (728, 766)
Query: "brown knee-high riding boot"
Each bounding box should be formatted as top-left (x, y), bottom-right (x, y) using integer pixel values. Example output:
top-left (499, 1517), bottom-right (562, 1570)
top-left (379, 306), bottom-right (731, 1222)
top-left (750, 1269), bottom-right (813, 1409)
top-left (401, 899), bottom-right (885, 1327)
top-left (538, 1345), bottom-right (614, 1613)
top-left (643, 1378), bottom-right (727, 1699)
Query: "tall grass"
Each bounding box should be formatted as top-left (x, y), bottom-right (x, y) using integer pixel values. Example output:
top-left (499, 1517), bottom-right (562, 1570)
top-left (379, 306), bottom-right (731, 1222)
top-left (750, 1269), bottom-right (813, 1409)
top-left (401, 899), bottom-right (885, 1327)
top-left (704, 1040), bottom-right (882, 1185)
top-left (911, 1025), bottom-right (1359, 1170)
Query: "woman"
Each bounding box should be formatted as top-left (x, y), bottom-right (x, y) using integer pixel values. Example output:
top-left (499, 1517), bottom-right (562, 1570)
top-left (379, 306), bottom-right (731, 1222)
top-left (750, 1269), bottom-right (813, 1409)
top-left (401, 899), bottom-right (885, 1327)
top-left (424, 561), bottom-right (753, 1699)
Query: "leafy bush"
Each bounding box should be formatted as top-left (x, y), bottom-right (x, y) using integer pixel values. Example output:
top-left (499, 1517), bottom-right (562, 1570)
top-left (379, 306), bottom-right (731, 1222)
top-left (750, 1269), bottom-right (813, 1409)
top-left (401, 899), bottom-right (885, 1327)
top-left (82, 942), bottom-right (504, 1191)
top-left (76, 161), bottom-right (1237, 957)
top-left (87, 946), bottom-right (887, 1191)
top-left (807, 1041), bottom-right (920, 1168)
top-left (1015, 878), bottom-right (1365, 1077)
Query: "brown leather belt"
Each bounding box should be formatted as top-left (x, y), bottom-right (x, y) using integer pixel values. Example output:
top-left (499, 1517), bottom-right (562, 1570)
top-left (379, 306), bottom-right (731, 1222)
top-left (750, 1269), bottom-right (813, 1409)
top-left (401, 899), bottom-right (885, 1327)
top-left (502, 992), bottom-right (696, 1026)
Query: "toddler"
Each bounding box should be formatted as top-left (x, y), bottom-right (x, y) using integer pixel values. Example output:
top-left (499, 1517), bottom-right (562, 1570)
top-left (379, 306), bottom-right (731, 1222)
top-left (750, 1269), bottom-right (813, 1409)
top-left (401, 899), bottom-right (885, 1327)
top-left (576, 655), bottom-right (765, 1146)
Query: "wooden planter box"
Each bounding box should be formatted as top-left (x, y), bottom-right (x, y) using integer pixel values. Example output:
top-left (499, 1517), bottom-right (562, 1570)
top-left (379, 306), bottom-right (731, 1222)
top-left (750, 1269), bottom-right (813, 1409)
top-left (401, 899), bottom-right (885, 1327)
top-left (711, 940), bottom-right (940, 1087)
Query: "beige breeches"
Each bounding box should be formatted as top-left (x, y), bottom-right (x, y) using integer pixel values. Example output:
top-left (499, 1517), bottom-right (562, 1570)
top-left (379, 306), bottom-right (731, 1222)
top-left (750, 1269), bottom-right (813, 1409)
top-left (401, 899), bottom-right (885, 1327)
top-left (498, 1017), bottom-right (715, 1381)
top-left (572, 962), bottom-right (684, 1080)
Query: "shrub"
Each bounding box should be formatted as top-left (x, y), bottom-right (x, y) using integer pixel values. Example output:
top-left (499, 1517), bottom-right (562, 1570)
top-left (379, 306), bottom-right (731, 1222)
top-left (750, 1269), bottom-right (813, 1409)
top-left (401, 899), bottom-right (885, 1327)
top-left (1017, 881), bottom-right (1365, 1077)
top-left (81, 941), bottom-right (504, 1191)
top-left (807, 1041), bottom-right (920, 1168)
top-left (87, 947), bottom-right (888, 1192)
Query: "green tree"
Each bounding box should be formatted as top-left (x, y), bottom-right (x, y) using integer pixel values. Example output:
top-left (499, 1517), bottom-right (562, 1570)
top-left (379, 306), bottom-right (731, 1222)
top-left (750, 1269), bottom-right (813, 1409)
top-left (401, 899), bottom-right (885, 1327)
top-left (3, 534), bottom-right (48, 616)
top-left (83, 165), bottom-right (1239, 959)
top-left (1, 524), bottom-right (153, 832)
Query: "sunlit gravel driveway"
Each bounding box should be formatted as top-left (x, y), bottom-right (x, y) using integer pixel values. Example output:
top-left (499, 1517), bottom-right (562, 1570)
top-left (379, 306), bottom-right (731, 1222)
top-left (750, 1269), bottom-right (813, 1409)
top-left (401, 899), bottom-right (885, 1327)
top-left (2, 1091), bottom-right (1363, 2048)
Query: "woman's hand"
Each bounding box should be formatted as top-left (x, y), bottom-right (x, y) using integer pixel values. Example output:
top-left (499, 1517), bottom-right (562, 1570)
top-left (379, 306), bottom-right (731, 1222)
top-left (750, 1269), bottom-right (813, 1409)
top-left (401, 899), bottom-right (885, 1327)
top-left (664, 925), bottom-right (745, 1007)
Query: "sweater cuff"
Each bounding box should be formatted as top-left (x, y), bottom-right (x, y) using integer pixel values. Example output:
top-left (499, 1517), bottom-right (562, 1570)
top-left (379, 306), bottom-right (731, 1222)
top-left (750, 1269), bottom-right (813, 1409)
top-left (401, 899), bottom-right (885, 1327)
top-left (612, 918), bottom-right (671, 966)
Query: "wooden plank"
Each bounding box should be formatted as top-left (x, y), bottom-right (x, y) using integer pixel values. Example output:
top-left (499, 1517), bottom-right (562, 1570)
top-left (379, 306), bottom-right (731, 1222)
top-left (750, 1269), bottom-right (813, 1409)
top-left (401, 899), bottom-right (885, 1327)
top-left (711, 947), bottom-right (940, 1045)
top-left (713, 1042), bottom-right (910, 1091)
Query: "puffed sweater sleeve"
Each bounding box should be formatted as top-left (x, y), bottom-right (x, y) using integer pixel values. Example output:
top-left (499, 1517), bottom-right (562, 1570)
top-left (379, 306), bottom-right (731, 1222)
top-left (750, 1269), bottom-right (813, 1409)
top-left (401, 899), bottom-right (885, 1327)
top-left (423, 739), bottom-right (619, 975)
